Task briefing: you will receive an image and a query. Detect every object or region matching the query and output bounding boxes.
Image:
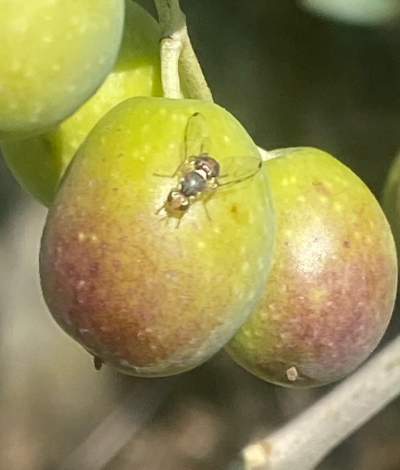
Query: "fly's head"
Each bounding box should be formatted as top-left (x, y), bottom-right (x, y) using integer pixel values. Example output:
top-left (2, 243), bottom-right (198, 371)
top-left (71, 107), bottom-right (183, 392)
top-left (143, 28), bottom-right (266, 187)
top-left (165, 189), bottom-right (190, 215)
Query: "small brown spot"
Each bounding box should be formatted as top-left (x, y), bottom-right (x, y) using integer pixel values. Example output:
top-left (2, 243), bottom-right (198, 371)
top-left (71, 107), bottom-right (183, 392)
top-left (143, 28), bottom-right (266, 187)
top-left (312, 181), bottom-right (330, 196)
top-left (343, 240), bottom-right (350, 248)
top-left (231, 204), bottom-right (238, 214)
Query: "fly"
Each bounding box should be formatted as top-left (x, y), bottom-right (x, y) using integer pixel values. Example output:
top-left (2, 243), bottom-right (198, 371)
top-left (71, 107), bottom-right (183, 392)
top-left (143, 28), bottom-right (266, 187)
top-left (155, 112), bottom-right (262, 227)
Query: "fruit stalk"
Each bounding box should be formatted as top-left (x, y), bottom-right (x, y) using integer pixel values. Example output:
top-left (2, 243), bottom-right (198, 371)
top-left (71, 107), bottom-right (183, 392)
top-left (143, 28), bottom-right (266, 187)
top-left (153, 0), bottom-right (271, 160)
top-left (243, 334), bottom-right (400, 470)
top-left (154, 0), bottom-right (213, 101)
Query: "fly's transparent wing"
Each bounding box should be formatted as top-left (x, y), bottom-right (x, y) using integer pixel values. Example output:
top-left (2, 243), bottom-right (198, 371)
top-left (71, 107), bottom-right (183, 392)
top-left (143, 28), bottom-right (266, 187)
top-left (217, 156), bottom-right (262, 189)
top-left (158, 113), bottom-right (212, 178)
top-left (184, 112), bottom-right (211, 161)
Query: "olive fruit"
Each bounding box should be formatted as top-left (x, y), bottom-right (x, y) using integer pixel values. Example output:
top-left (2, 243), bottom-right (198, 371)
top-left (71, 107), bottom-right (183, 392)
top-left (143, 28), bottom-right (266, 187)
top-left (39, 97), bottom-right (275, 376)
top-left (226, 147), bottom-right (397, 388)
top-left (1, 0), bottom-right (162, 206)
top-left (382, 149), bottom-right (400, 262)
top-left (0, 0), bottom-right (124, 140)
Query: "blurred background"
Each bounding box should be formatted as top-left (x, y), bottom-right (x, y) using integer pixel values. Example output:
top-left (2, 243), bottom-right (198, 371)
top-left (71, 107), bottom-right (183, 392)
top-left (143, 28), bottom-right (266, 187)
top-left (1, 0), bottom-right (400, 469)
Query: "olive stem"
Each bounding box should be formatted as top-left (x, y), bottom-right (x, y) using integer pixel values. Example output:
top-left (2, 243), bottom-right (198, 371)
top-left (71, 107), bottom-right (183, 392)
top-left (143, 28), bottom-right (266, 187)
top-left (154, 0), bottom-right (213, 101)
top-left (59, 377), bottom-right (181, 470)
top-left (159, 34), bottom-right (183, 99)
top-left (258, 146), bottom-right (275, 161)
top-left (153, 0), bottom-right (271, 160)
top-left (243, 335), bottom-right (400, 470)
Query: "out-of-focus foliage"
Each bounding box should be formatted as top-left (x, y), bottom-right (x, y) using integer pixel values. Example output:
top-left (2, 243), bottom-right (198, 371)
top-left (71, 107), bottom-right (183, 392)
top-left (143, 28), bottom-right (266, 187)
top-left (300, 0), bottom-right (400, 26)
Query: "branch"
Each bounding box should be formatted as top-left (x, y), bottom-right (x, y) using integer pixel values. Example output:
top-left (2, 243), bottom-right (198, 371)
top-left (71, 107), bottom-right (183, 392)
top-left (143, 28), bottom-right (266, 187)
top-left (59, 378), bottom-right (180, 470)
top-left (243, 335), bottom-right (400, 470)
top-left (154, 0), bottom-right (213, 101)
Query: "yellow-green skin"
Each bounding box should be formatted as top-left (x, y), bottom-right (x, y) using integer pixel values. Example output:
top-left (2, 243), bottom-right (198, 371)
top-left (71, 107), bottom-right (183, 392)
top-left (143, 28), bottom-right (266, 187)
top-left (1, 1), bottom-right (162, 206)
top-left (39, 97), bottom-right (276, 377)
top-left (0, 0), bottom-right (125, 140)
top-left (226, 148), bottom-right (397, 388)
top-left (382, 149), bottom-right (400, 263)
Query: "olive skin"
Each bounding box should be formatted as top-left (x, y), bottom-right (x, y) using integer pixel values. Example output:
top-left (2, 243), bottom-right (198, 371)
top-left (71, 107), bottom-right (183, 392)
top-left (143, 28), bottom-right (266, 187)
top-left (0, 0), bottom-right (124, 140)
top-left (382, 149), bottom-right (400, 264)
top-left (226, 147), bottom-right (397, 388)
top-left (39, 97), bottom-right (275, 376)
top-left (1, 0), bottom-right (162, 206)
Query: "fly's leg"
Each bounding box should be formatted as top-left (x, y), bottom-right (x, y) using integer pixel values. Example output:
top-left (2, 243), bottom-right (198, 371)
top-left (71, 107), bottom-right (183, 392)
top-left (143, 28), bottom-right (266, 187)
top-left (153, 171), bottom-right (178, 179)
top-left (201, 189), bottom-right (216, 222)
top-left (156, 213), bottom-right (170, 226)
top-left (155, 204), bottom-right (166, 215)
top-left (155, 206), bottom-right (175, 227)
top-left (202, 200), bottom-right (212, 222)
top-left (156, 204), bottom-right (172, 226)
top-left (156, 212), bottom-right (182, 228)
top-left (154, 160), bottom-right (189, 179)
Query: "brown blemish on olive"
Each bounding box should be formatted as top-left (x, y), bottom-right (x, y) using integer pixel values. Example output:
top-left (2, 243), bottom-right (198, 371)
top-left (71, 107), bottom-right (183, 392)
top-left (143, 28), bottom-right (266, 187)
top-left (312, 180), bottom-right (330, 196)
top-left (230, 203), bottom-right (242, 223)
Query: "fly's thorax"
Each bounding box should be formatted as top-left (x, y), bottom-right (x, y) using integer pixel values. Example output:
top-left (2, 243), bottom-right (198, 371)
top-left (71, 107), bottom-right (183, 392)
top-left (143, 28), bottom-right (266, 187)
top-left (180, 171), bottom-right (207, 197)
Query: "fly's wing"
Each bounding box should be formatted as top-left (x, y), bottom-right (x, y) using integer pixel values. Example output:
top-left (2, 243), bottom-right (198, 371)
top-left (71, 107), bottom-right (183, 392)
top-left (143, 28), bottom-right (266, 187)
top-left (184, 112), bottom-right (212, 162)
top-left (217, 156), bottom-right (262, 190)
